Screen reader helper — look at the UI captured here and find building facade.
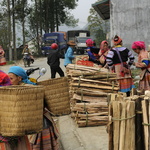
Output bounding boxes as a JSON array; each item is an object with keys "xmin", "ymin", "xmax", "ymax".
[{"xmin": 93, "ymin": 0, "xmax": 150, "ymax": 49}]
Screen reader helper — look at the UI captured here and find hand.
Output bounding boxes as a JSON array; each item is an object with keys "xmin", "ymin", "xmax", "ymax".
[{"xmin": 132, "ymin": 62, "xmax": 135, "ymax": 66}]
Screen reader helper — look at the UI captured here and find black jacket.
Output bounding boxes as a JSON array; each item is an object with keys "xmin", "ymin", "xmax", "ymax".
[{"xmin": 47, "ymin": 49, "xmax": 64, "ymax": 67}]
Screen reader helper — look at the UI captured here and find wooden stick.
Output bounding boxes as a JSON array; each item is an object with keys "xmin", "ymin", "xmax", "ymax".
[
  {"xmin": 72, "ymin": 77, "xmax": 118, "ymax": 87},
  {"xmin": 73, "ymin": 93, "xmax": 108, "ymax": 103},
  {"xmin": 70, "ymin": 83, "xmax": 119, "ymax": 91},
  {"xmin": 142, "ymin": 100, "xmax": 149, "ymax": 150},
  {"xmin": 113, "ymin": 101, "xmax": 121, "ymax": 150},
  {"xmin": 119, "ymin": 102, "xmax": 126, "ymax": 150},
  {"xmin": 108, "ymin": 100, "xmax": 113, "ymax": 150},
  {"xmin": 75, "ymin": 89, "xmax": 108, "ymax": 97}
]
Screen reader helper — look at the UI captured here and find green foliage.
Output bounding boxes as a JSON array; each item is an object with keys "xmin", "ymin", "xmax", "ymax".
[
  {"xmin": 131, "ymin": 68, "xmax": 141, "ymax": 78},
  {"xmin": 87, "ymin": 6, "xmax": 110, "ymax": 47},
  {"xmin": 6, "ymin": 61, "xmax": 15, "ymax": 65},
  {"xmin": 29, "ymin": 0, "xmax": 79, "ymax": 33}
]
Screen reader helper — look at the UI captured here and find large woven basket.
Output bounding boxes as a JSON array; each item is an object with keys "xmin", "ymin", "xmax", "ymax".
[
  {"xmin": 0, "ymin": 85, "xmax": 44, "ymax": 136},
  {"xmin": 38, "ymin": 77, "xmax": 71, "ymax": 115}
]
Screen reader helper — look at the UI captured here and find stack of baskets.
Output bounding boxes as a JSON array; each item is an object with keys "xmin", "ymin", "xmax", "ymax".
[
  {"xmin": 0, "ymin": 85, "xmax": 44, "ymax": 136},
  {"xmin": 38, "ymin": 77, "xmax": 71, "ymax": 116}
]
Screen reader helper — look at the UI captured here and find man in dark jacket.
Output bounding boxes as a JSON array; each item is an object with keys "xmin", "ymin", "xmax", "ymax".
[{"xmin": 47, "ymin": 43, "xmax": 64, "ymax": 78}]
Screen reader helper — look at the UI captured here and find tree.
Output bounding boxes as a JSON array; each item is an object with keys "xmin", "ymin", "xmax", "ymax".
[
  {"xmin": 15, "ymin": 0, "xmax": 31, "ymax": 46},
  {"xmin": 7, "ymin": 0, "xmax": 13, "ymax": 61},
  {"xmin": 12, "ymin": 0, "xmax": 17, "ymax": 60},
  {"xmin": 87, "ymin": 7, "xmax": 110, "ymax": 47}
]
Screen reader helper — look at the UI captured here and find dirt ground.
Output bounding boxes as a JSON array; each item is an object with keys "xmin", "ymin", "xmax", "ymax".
[{"xmin": 56, "ymin": 115, "xmax": 108, "ymax": 150}]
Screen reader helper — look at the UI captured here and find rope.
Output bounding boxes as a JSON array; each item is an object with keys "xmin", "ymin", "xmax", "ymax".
[
  {"xmin": 81, "ymin": 89, "xmax": 83, "ymax": 102},
  {"xmin": 107, "ymin": 71, "xmax": 109, "ymax": 81},
  {"xmin": 85, "ymin": 111, "xmax": 88, "ymax": 126},
  {"xmin": 78, "ymin": 76, "xmax": 81, "ymax": 88},
  {"xmin": 111, "ymin": 81, "xmax": 115, "ymax": 92},
  {"xmin": 142, "ymin": 123, "xmax": 150, "ymax": 126},
  {"xmin": 84, "ymin": 103, "xmax": 86, "ymax": 112},
  {"xmin": 112, "ymin": 114, "xmax": 136, "ymax": 121},
  {"xmin": 136, "ymin": 110, "xmax": 143, "ymax": 114},
  {"xmin": 74, "ymin": 64, "xmax": 76, "ymax": 70}
]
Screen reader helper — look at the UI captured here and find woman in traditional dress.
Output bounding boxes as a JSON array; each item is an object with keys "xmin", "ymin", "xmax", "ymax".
[
  {"xmin": 98, "ymin": 40, "xmax": 110, "ymax": 68},
  {"xmin": 8, "ymin": 66, "xmax": 60, "ymax": 150},
  {"xmin": 0, "ymin": 68, "xmax": 31, "ymax": 150},
  {"xmin": 132, "ymin": 41, "xmax": 150, "ymax": 91},
  {"xmin": 106, "ymin": 35, "xmax": 135, "ymax": 96},
  {"xmin": 86, "ymin": 39, "xmax": 100, "ymax": 65}
]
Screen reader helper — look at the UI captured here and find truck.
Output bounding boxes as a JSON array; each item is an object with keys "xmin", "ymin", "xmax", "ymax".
[
  {"xmin": 41, "ymin": 32, "xmax": 67, "ymax": 56},
  {"xmin": 67, "ymin": 30, "xmax": 92, "ymax": 54}
]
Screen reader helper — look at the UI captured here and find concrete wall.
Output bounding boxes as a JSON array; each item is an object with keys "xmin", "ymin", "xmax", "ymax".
[{"xmin": 110, "ymin": 0, "xmax": 150, "ymax": 50}]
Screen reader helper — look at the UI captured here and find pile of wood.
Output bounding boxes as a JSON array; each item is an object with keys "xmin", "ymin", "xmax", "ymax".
[
  {"xmin": 66, "ymin": 64, "xmax": 119, "ymax": 127},
  {"xmin": 108, "ymin": 92, "xmax": 150, "ymax": 150},
  {"xmin": 108, "ymin": 93, "xmax": 135, "ymax": 150},
  {"xmin": 142, "ymin": 91, "xmax": 150, "ymax": 150}
]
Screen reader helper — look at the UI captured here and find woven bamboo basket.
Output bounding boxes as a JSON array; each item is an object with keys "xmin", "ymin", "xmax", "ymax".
[
  {"xmin": 0, "ymin": 85, "xmax": 44, "ymax": 136},
  {"xmin": 38, "ymin": 77, "xmax": 71, "ymax": 115}
]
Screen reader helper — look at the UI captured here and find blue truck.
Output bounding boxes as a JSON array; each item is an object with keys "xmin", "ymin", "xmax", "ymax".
[{"xmin": 41, "ymin": 32, "xmax": 67, "ymax": 56}]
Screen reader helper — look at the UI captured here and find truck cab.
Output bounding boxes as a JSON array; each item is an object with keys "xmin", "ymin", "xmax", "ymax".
[
  {"xmin": 41, "ymin": 32, "xmax": 67, "ymax": 56},
  {"xmin": 67, "ymin": 30, "xmax": 91, "ymax": 55},
  {"xmin": 75, "ymin": 36, "xmax": 92, "ymax": 54}
]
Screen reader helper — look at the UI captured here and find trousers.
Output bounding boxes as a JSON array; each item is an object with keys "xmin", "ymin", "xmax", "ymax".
[{"xmin": 50, "ymin": 66, "xmax": 64, "ymax": 78}]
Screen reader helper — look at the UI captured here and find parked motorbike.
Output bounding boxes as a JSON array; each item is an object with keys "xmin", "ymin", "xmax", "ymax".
[
  {"xmin": 26, "ymin": 67, "xmax": 47, "ymax": 83},
  {"xmin": 23, "ymin": 53, "xmax": 31, "ymax": 67}
]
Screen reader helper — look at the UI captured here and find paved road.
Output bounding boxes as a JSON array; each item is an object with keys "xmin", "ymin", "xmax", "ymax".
[
  {"xmin": 0, "ymin": 57, "xmax": 66, "ymax": 81},
  {"xmin": 0, "ymin": 57, "xmax": 108, "ymax": 150}
]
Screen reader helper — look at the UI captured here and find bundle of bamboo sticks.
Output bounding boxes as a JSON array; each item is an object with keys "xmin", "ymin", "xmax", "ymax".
[
  {"xmin": 108, "ymin": 93, "xmax": 136, "ymax": 150},
  {"xmin": 66, "ymin": 64, "xmax": 119, "ymax": 127},
  {"xmin": 142, "ymin": 91, "xmax": 150, "ymax": 150}
]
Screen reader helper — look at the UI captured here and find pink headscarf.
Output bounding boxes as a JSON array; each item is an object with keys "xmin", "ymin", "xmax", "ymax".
[
  {"xmin": 131, "ymin": 41, "xmax": 145, "ymax": 50},
  {"xmin": 100, "ymin": 40, "xmax": 109, "ymax": 51},
  {"xmin": 86, "ymin": 39, "xmax": 93, "ymax": 47}
]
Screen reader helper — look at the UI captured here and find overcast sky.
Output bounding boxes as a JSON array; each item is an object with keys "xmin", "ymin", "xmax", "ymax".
[
  {"xmin": 60, "ymin": 0, "xmax": 97, "ymax": 31},
  {"xmin": 71, "ymin": 0, "xmax": 96, "ymax": 28}
]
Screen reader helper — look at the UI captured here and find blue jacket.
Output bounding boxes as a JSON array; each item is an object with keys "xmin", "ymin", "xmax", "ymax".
[{"xmin": 64, "ymin": 47, "xmax": 74, "ymax": 66}]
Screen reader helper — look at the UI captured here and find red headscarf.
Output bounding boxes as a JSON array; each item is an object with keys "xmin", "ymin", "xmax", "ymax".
[
  {"xmin": 0, "ymin": 70, "xmax": 11, "ymax": 86},
  {"xmin": 113, "ymin": 35, "xmax": 122, "ymax": 45},
  {"xmin": 86, "ymin": 39, "xmax": 93, "ymax": 47},
  {"xmin": 131, "ymin": 41, "xmax": 145, "ymax": 50}
]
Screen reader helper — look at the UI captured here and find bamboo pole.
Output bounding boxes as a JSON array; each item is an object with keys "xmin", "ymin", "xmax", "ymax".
[
  {"xmin": 66, "ymin": 63, "xmax": 108, "ymax": 72},
  {"xmin": 112, "ymin": 101, "xmax": 121, "ymax": 150},
  {"xmin": 71, "ymin": 83, "xmax": 119, "ymax": 91},
  {"xmin": 108, "ymin": 104, "xmax": 113, "ymax": 150},
  {"xmin": 75, "ymin": 88, "xmax": 108, "ymax": 97},
  {"xmin": 124, "ymin": 101, "xmax": 135, "ymax": 150},
  {"xmin": 72, "ymin": 77, "xmax": 118, "ymax": 87},
  {"xmin": 142, "ymin": 100, "xmax": 149, "ymax": 150},
  {"xmin": 135, "ymin": 97, "xmax": 145, "ymax": 150},
  {"xmin": 119, "ymin": 102, "xmax": 126, "ymax": 150},
  {"xmin": 73, "ymin": 93, "xmax": 108, "ymax": 103}
]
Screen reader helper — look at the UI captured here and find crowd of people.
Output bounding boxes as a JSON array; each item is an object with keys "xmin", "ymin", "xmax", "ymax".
[
  {"xmin": 62, "ymin": 35, "xmax": 150, "ymax": 96},
  {"xmin": 0, "ymin": 35, "xmax": 150, "ymax": 149}
]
